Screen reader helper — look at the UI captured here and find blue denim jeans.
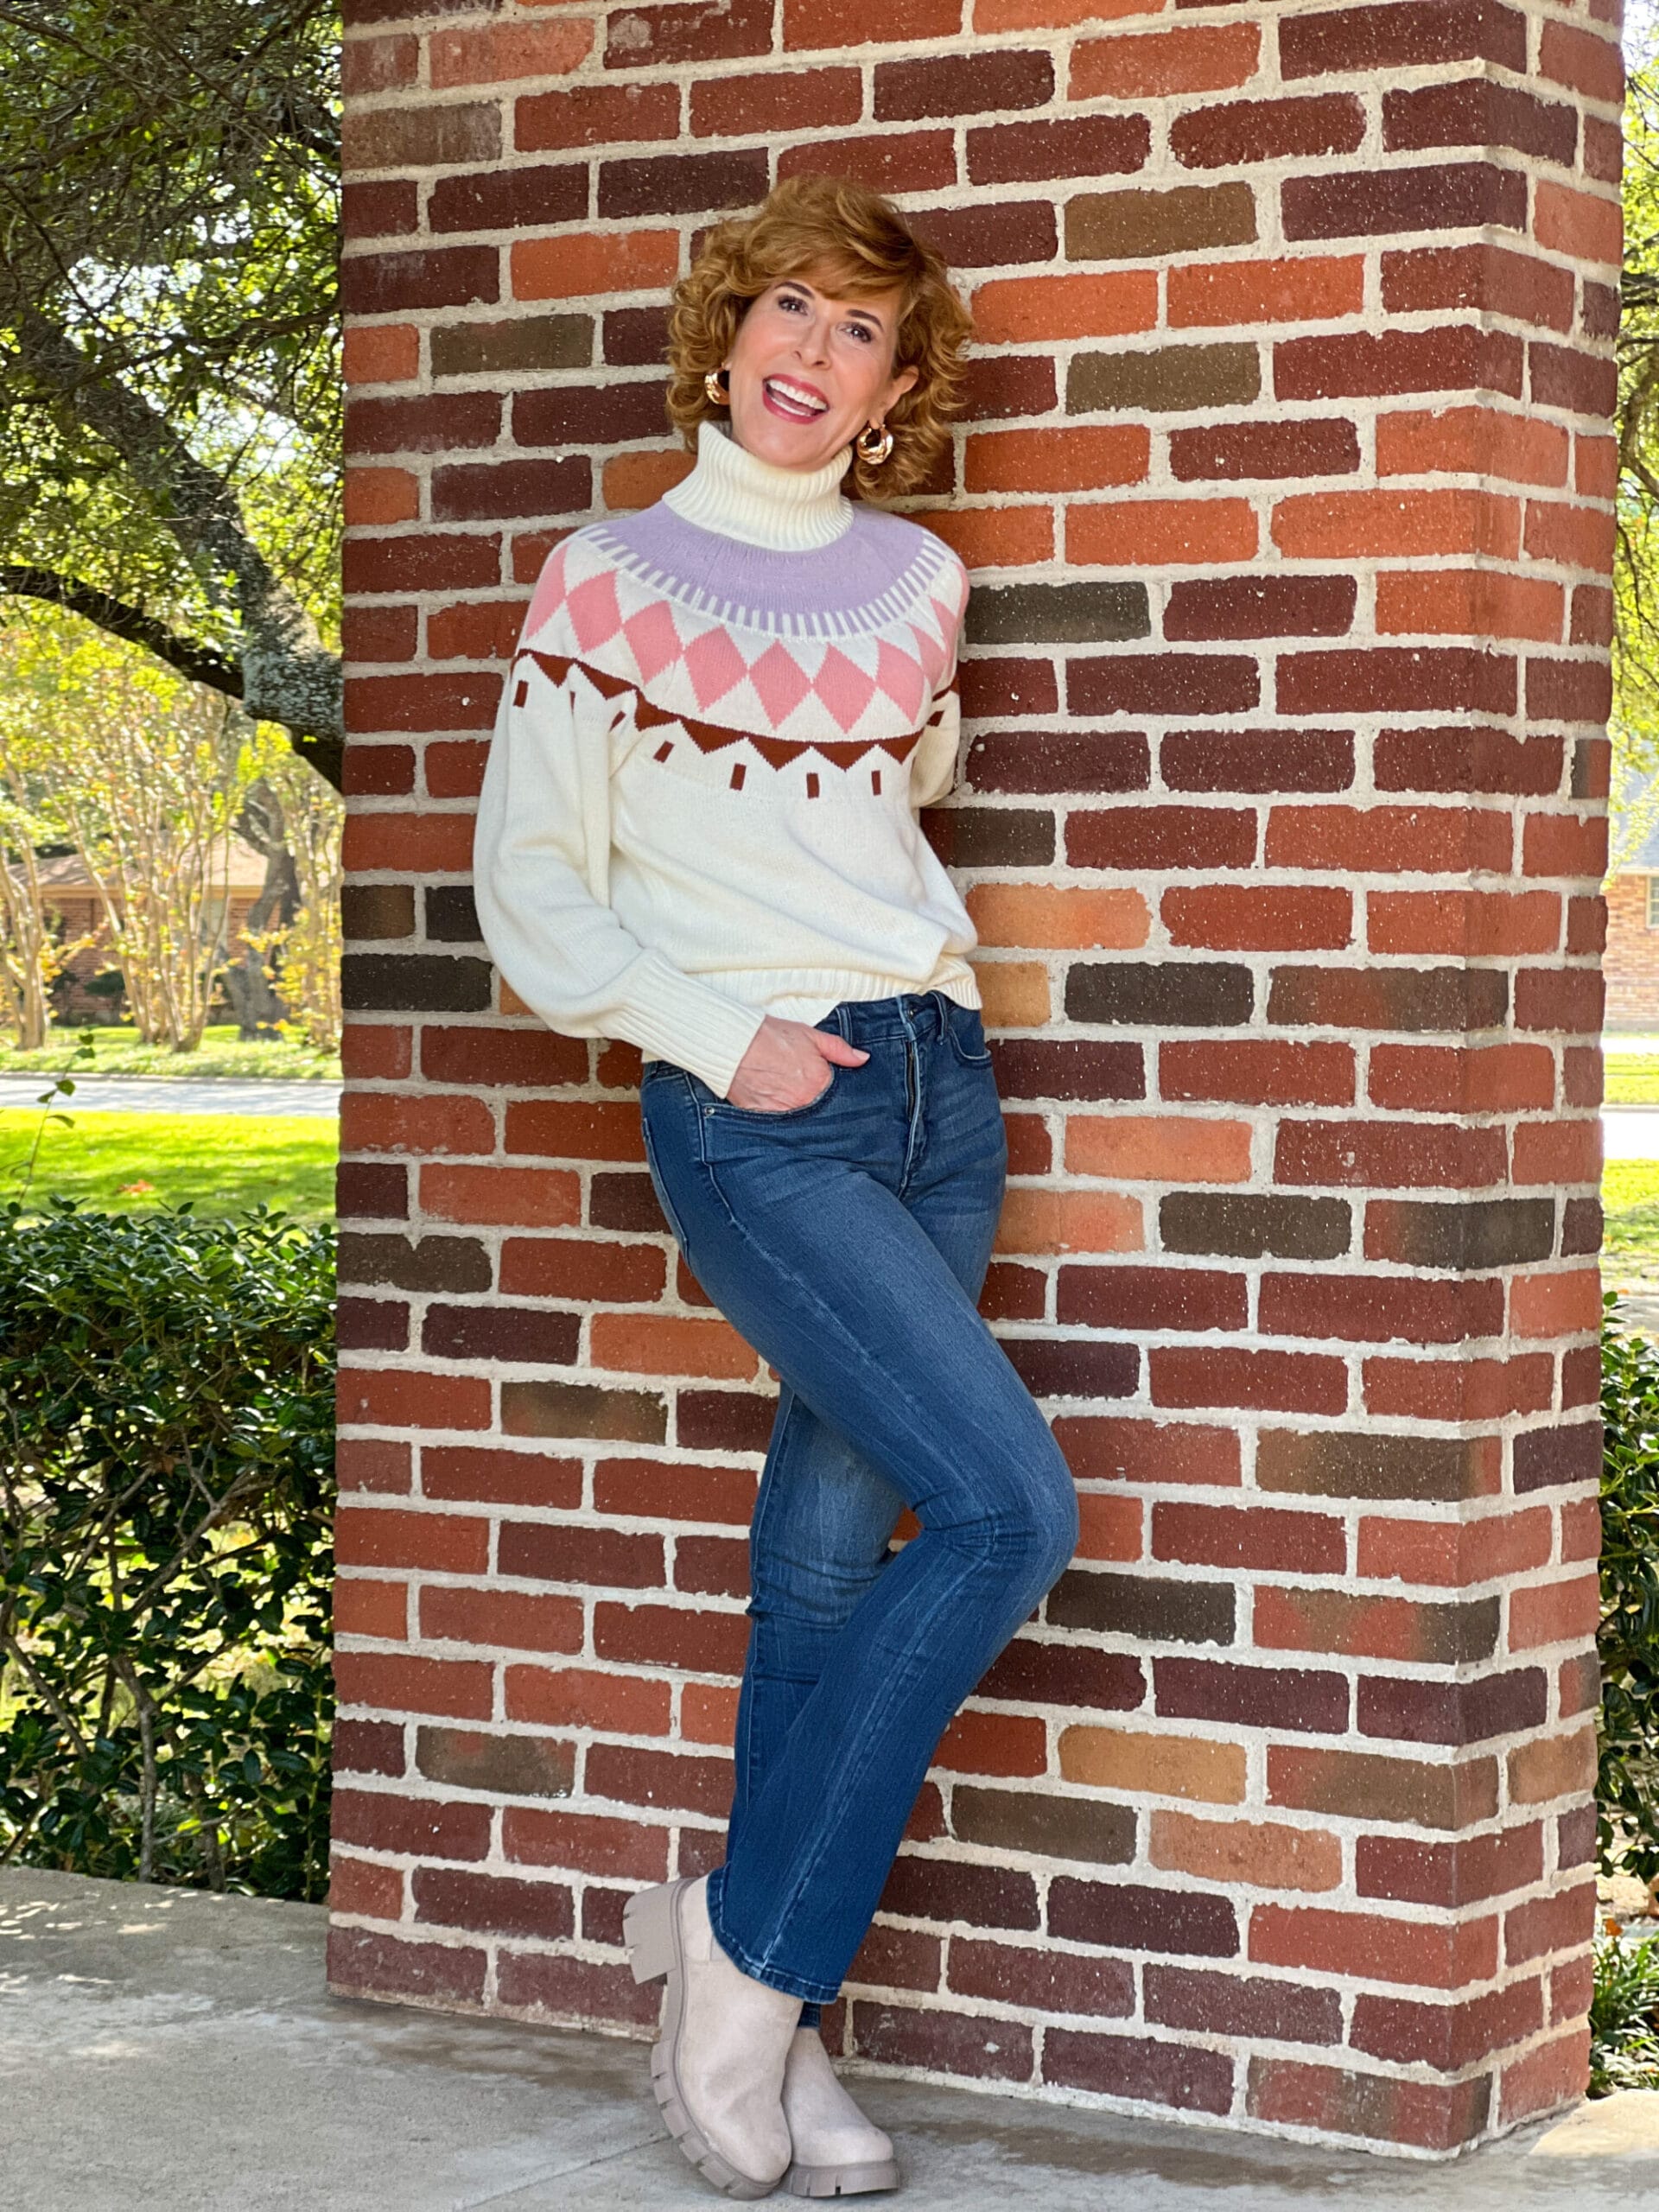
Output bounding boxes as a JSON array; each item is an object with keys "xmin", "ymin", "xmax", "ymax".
[{"xmin": 638, "ymin": 989, "xmax": 1080, "ymax": 2011}]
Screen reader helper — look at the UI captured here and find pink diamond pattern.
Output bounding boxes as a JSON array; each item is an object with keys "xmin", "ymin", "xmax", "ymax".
[
  {"xmin": 623, "ymin": 599, "xmax": 683, "ymax": 683},
  {"xmin": 813, "ymin": 646, "xmax": 877, "ymax": 733},
  {"xmin": 524, "ymin": 542, "xmax": 569, "ymax": 640},
  {"xmin": 906, "ymin": 621, "xmax": 949, "ymax": 691},
  {"xmin": 566, "ymin": 570, "xmax": 622, "ymax": 654},
  {"xmin": 683, "ymin": 624, "xmax": 747, "ymax": 708},
  {"xmin": 874, "ymin": 640, "xmax": 927, "ymax": 723},
  {"xmin": 747, "ymin": 642, "xmax": 813, "ymax": 725}
]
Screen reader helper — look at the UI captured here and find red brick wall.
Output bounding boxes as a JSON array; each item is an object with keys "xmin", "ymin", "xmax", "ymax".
[
  {"xmin": 1604, "ymin": 872, "xmax": 1659, "ymax": 1026},
  {"xmin": 332, "ymin": 0, "xmax": 1619, "ymax": 2157}
]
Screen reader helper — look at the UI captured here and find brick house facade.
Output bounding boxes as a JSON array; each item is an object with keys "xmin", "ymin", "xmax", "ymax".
[
  {"xmin": 333, "ymin": 0, "xmax": 1620, "ymax": 2159},
  {"xmin": 1604, "ymin": 820, "xmax": 1659, "ymax": 1027},
  {"xmin": 31, "ymin": 839, "xmax": 270, "ymax": 1022}
]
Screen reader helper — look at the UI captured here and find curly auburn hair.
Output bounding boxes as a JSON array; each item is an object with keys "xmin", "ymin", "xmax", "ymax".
[{"xmin": 664, "ymin": 174, "xmax": 974, "ymax": 502}]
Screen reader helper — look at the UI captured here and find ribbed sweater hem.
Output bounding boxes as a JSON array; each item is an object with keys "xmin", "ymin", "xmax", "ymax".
[{"xmin": 639, "ymin": 958, "xmax": 981, "ymax": 1073}]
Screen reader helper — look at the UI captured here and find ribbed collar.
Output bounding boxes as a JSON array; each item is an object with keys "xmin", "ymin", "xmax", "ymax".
[{"xmin": 662, "ymin": 421, "xmax": 854, "ymax": 552}]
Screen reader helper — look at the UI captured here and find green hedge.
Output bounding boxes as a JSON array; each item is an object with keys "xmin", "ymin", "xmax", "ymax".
[
  {"xmin": 1600, "ymin": 1299, "xmax": 1659, "ymax": 1888},
  {"xmin": 0, "ymin": 1202, "xmax": 335, "ymax": 1899}
]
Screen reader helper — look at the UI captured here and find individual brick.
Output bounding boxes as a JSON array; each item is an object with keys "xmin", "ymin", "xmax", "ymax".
[
  {"xmin": 967, "ymin": 582, "xmax": 1148, "ymax": 645},
  {"xmin": 1058, "ymin": 1265, "xmax": 1248, "ymax": 1335},
  {"xmin": 879, "ymin": 1856, "xmax": 1039, "ymax": 1932},
  {"xmin": 1146, "ymin": 1962, "xmax": 1342, "ymax": 2044},
  {"xmin": 1148, "ymin": 1814, "xmax": 1342, "ymax": 1897},
  {"xmin": 1046, "ymin": 1878, "xmax": 1240, "ymax": 1958},
  {"xmin": 1150, "ymin": 1347, "xmax": 1348, "ymax": 1417},
  {"xmin": 416, "ymin": 1726, "xmax": 575, "ymax": 1799},
  {"xmin": 1160, "ymin": 1040, "xmax": 1357, "ymax": 1109},
  {"xmin": 1267, "ymin": 1747, "xmax": 1499, "ymax": 1831},
  {"xmin": 947, "ymin": 1941, "xmax": 1134, "ymax": 2018},
  {"xmin": 1068, "ymin": 345, "xmax": 1261, "ymax": 415},
  {"xmin": 1160, "ymin": 1193, "xmax": 1351, "ymax": 1262},
  {"xmin": 604, "ymin": 0, "xmax": 774, "ymax": 67},
  {"xmin": 428, "ymin": 166, "xmax": 587, "ymax": 236},
  {"xmin": 850, "ymin": 2001, "xmax": 1032, "ymax": 2083},
  {"xmin": 1066, "ymin": 964, "xmax": 1254, "ymax": 1030},
  {"xmin": 1152, "ymin": 1501, "xmax": 1344, "ymax": 1575},
  {"xmin": 1246, "ymin": 2056, "xmax": 1491, "ymax": 2154},
  {"xmin": 1154, "ymin": 1658, "xmax": 1351, "ymax": 1735},
  {"xmin": 1047, "ymin": 1569, "xmax": 1236, "ymax": 1649},
  {"xmin": 968, "ymin": 113, "xmax": 1149, "ymax": 186},
  {"xmin": 1274, "ymin": 1118, "xmax": 1508, "ymax": 1192},
  {"xmin": 412, "ymin": 1868, "xmax": 574, "ymax": 1944},
  {"xmin": 874, "ymin": 50, "xmax": 1053, "ymax": 120},
  {"xmin": 1257, "ymin": 1429, "xmax": 1492, "ymax": 1503},
  {"xmin": 950, "ymin": 1785, "xmax": 1136, "ymax": 1866},
  {"xmin": 327, "ymin": 1927, "xmax": 486, "ymax": 2009},
  {"xmin": 1043, "ymin": 2027, "xmax": 1234, "ymax": 2113}
]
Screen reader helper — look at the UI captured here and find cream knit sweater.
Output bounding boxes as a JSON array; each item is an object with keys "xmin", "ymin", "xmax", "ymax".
[{"xmin": 472, "ymin": 423, "xmax": 979, "ymax": 1099}]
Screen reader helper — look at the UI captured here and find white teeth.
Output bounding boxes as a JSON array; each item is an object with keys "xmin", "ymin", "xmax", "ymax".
[{"xmin": 766, "ymin": 378, "xmax": 827, "ymax": 413}]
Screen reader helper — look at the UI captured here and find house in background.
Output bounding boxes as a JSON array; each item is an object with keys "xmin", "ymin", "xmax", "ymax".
[
  {"xmin": 1605, "ymin": 819, "xmax": 1659, "ymax": 1027},
  {"xmin": 38, "ymin": 838, "xmax": 270, "ymax": 1021}
]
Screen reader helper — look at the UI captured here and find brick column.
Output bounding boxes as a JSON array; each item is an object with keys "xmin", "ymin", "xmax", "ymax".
[{"xmin": 330, "ymin": 0, "xmax": 1620, "ymax": 2157}]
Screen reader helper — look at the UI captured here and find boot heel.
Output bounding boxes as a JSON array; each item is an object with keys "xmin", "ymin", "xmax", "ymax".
[{"xmin": 624, "ymin": 1878, "xmax": 680, "ymax": 1985}]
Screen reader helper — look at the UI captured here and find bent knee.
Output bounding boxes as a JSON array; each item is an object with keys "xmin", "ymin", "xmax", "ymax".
[
  {"xmin": 964, "ymin": 1465, "xmax": 1079, "ymax": 1598},
  {"xmin": 1025, "ymin": 1472, "xmax": 1080, "ymax": 1590}
]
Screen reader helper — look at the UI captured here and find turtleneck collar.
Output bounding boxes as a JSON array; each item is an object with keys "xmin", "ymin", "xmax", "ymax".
[{"xmin": 662, "ymin": 421, "xmax": 854, "ymax": 553}]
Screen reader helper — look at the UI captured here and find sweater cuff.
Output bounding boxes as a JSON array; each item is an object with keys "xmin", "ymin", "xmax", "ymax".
[{"xmin": 621, "ymin": 950, "xmax": 769, "ymax": 1098}]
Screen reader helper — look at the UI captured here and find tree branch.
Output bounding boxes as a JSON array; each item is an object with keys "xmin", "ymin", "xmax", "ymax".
[
  {"xmin": 10, "ymin": 312, "xmax": 343, "ymax": 789},
  {"xmin": 0, "ymin": 563, "xmax": 243, "ymax": 692}
]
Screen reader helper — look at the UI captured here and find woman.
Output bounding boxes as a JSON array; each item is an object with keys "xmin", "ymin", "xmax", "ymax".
[{"xmin": 474, "ymin": 175, "xmax": 1080, "ymax": 2201}]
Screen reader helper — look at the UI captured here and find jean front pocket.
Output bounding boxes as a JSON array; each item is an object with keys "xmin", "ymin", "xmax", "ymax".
[
  {"xmin": 945, "ymin": 1006, "xmax": 994, "ymax": 1068},
  {"xmin": 716, "ymin": 1065, "xmax": 839, "ymax": 1122}
]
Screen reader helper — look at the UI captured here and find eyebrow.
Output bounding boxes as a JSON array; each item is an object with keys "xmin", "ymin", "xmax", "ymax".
[{"xmin": 778, "ymin": 280, "xmax": 887, "ymax": 331}]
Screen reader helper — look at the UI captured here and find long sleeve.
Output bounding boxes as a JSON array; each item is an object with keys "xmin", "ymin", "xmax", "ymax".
[
  {"xmin": 909, "ymin": 662, "xmax": 964, "ymax": 813},
  {"xmin": 908, "ymin": 560, "xmax": 968, "ymax": 812},
  {"xmin": 473, "ymin": 652, "xmax": 768, "ymax": 1097}
]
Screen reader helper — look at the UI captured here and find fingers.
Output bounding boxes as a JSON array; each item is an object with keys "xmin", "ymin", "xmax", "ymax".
[{"xmin": 812, "ymin": 1034, "xmax": 872, "ymax": 1065}]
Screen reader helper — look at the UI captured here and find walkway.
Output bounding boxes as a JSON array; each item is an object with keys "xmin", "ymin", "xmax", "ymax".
[
  {"xmin": 0, "ymin": 1075, "xmax": 340, "ymax": 1119},
  {"xmin": 1, "ymin": 1871, "xmax": 1656, "ymax": 2212}
]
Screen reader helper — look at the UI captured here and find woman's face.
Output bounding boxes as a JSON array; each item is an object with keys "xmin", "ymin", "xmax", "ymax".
[{"xmin": 721, "ymin": 274, "xmax": 918, "ymax": 475}]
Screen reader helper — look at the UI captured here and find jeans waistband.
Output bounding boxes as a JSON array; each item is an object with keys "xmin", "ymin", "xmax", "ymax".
[{"xmin": 815, "ymin": 990, "xmax": 953, "ymax": 1046}]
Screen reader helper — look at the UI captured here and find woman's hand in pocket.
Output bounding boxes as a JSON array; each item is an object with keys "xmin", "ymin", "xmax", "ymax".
[{"xmin": 726, "ymin": 1016, "xmax": 869, "ymax": 1112}]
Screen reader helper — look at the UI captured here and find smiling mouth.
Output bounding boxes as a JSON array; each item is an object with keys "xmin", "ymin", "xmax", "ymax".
[{"xmin": 762, "ymin": 377, "xmax": 829, "ymax": 421}]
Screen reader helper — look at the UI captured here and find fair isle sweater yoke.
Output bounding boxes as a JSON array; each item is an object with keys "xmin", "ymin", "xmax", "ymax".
[{"xmin": 472, "ymin": 422, "xmax": 980, "ymax": 1099}]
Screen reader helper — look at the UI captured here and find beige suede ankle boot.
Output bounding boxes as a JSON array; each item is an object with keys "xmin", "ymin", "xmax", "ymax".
[
  {"xmin": 783, "ymin": 2027, "xmax": 899, "ymax": 2197},
  {"xmin": 626, "ymin": 1873, "xmax": 803, "ymax": 2199}
]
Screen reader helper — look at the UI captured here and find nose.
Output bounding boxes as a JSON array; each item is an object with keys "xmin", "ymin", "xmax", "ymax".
[{"xmin": 793, "ymin": 313, "xmax": 830, "ymax": 365}]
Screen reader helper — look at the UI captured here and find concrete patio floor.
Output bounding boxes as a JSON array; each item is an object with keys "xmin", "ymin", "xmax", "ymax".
[{"xmin": 3, "ymin": 1870, "xmax": 1657, "ymax": 2212}]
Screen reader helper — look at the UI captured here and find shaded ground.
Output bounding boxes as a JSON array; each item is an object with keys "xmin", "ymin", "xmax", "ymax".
[
  {"xmin": 0, "ymin": 1024, "xmax": 340, "ymax": 1082},
  {"xmin": 2, "ymin": 1871, "xmax": 1656, "ymax": 2212}
]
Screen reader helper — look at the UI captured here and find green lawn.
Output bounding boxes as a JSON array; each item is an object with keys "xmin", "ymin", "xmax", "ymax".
[
  {"xmin": 0, "ymin": 1023, "xmax": 340, "ymax": 1082},
  {"xmin": 1606, "ymin": 1159, "xmax": 1659, "ymax": 1259},
  {"xmin": 0, "ymin": 1109, "xmax": 337, "ymax": 1222},
  {"xmin": 1606, "ymin": 1058, "xmax": 1659, "ymax": 1106}
]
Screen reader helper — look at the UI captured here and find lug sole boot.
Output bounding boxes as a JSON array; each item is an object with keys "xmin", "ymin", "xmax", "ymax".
[
  {"xmin": 626, "ymin": 1874, "xmax": 802, "ymax": 2200},
  {"xmin": 782, "ymin": 2027, "xmax": 899, "ymax": 2197}
]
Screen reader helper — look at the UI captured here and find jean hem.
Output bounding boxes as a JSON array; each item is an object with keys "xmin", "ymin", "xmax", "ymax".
[{"xmin": 707, "ymin": 1875, "xmax": 842, "ymax": 2007}]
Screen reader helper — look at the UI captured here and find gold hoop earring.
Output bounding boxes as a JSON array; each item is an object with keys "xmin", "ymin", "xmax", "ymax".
[
  {"xmin": 855, "ymin": 421, "xmax": 893, "ymax": 466},
  {"xmin": 704, "ymin": 367, "xmax": 730, "ymax": 407}
]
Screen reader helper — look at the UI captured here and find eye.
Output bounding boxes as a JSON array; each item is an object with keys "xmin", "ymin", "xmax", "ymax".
[
  {"xmin": 843, "ymin": 323, "xmax": 874, "ymax": 344},
  {"xmin": 777, "ymin": 291, "xmax": 807, "ymax": 313}
]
